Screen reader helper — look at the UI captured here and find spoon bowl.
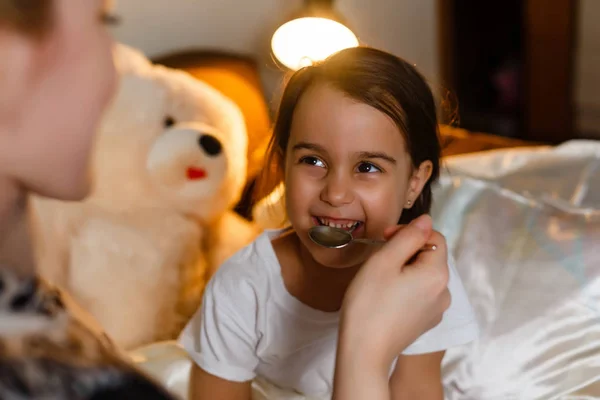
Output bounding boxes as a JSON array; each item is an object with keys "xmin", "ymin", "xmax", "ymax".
[{"xmin": 308, "ymin": 225, "xmax": 383, "ymax": 248}]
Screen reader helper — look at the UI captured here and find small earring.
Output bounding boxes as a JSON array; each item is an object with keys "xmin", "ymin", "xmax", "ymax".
[{"xmin": 406, "ymin": 200, "xmax": 412, "ymax": 207}]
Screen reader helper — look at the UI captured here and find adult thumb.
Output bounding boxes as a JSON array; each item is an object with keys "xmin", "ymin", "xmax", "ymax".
[
  {"xmin": 411, "ymin": 214, "xmax": 433, "ymax": 235},
  {"xmin": 383, "ymin": 224, "xmax": 406, "ymax": 240},
  {"xmin": 376, "ymin": 214, "xmax": 434, "ymax": 270},
  {"xmin": 383, "ymin": 214, "xmax": 433, "ymax": 240}
]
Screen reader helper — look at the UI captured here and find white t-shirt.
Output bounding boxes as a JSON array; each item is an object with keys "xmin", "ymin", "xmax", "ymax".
[{"xmin": 179, "ymin": 229, "xmax": 479, "ymax": 397}]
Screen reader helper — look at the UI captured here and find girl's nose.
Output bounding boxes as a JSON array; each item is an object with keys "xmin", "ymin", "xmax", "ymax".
[{"xmin": 320, "ymin": 173, "xmax": 354, "ymax": 207}]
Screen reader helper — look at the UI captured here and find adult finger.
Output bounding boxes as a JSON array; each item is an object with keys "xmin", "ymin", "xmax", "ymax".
[
  {"xmin": 372, "ymin": 214, "xmax": 433, "ymax": 272},
  {"xmin": 411, "ymin": 230, "xmax": 448, "ymax": 268},
  {"xmin": 408, "ymin": 230, "xmax": 450, "ymax": 290},
  {"xmin": 382, "ymin": 224, "xmax": 406, "ymax": 240}
]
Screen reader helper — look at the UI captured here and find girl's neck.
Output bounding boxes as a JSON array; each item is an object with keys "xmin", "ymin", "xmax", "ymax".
[
  {"xmin": 0, "ymin": 176, "xmax": 35, "ymax": 277},
  {"xmin": 275, "ymin": 232, "xmax": 361, "ymax": 313}
]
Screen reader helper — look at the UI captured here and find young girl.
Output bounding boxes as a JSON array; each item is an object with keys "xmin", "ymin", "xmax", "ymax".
[{"xmin": 180, "ymin": 47, "xmax": 479, "ymax": 399}]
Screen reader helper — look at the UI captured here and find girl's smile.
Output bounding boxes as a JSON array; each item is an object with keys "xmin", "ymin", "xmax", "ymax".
[{"xmin": 311, "ymin": 216, "xmax": 365, "ymax": 238}]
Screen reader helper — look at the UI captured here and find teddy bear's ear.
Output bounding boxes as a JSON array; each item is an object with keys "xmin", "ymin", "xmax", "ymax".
[{"xmin": 111, "ymin": 42, "xmax": 153, "ymax": 74}]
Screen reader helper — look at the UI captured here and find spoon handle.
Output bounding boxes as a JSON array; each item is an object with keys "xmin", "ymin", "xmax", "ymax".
[
  {"xmin": 353, "ymin": 238, "xmax": 437, "ymax": 251},
  {"xmin": 352, "ymin": 238, "xmax": 387, "ymax": 245}
]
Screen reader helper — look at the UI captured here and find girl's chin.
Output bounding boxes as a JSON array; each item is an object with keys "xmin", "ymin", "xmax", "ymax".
[{"xmin": 304, "ymin": 241, "xmax": 371, "ymax": 269}]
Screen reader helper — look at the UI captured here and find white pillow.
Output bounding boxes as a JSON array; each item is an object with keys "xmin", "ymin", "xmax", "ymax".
[
  {"xmin": 252, "ymin": 181, "xmax": 287, "ymax": 230},
  {"xmin": 435, "ymin": 140, "xmax": 600, "ymax": 399}
]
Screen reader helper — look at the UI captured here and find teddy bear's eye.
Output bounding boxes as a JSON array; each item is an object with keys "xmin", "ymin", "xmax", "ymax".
[{"xmin": 164, "ymin": 116, "xmax": 176, "ymax": 128}]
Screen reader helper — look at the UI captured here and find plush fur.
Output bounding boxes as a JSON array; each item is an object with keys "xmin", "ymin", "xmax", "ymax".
[{"xmin": 30, "ymin": 43, "xmax": 258, "ymax": 351}]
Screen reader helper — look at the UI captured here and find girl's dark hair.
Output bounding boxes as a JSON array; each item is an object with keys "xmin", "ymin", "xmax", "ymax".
[{"xmin": 256, "ymin": 46, "xmax": 441, "ymax": 224}]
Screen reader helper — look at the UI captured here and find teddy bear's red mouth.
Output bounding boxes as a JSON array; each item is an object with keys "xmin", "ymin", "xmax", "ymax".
[{"xmin": 186, "ymin": 167, "xmax": 207, "ymax": 180}]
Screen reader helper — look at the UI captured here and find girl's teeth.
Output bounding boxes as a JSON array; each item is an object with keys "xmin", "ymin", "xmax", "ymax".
[{"xmin": 317, "ymin": 218, "xmax": 359, "ymax": 229}]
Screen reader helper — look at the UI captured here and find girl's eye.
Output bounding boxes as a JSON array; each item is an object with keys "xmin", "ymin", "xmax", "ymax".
[
  {"xmin": 357, "ymin": 162, "xmax": 382, "ymax": 173},
  {"xmin": 100, "ymin": 12, "xmax": 121, "ymax": 26},
  {"xmin": 300, "ymin": 156, "xmax": 326, "ymax": 168}
]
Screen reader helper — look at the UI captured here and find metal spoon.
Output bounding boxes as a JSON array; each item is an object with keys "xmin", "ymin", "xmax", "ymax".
[{"xmin": 308, "ymin": 225, "xmax": 437, "ymax": 251}]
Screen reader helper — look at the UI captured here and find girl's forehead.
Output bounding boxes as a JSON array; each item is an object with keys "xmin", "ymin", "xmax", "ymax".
[{"xmin": 289, "ymin": 84, "xmax": 408, "ymax": 155}]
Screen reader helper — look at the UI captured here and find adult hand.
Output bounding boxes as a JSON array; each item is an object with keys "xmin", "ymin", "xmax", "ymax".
[{"xmin": 334, "ymin": 214, "xmax": 451, "ymax": 399}]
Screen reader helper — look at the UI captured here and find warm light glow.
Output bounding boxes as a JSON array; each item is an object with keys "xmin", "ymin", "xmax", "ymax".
[{"xmin": 271, "ymin": 17, "xmax": 359, "ymax": 70}]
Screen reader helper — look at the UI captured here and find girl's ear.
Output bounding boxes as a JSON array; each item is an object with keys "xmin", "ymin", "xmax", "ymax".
[{"xmin": 404, "ymin": 160, "xmax": 433, "ymax": 209}]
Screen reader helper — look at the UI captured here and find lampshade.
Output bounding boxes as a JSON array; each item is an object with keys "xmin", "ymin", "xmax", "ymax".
[{"xmin": 271, "ymin": 2, "xmax": 359, "ymax": 70}]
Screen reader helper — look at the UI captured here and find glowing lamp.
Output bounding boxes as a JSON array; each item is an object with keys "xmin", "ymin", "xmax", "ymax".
[{"xmin": 270, "ymin": 0, "xmax": 359, "ymax": 70}]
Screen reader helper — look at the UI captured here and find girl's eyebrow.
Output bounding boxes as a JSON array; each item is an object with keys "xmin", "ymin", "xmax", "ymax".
[
  {"xmin": 292, "ymin": 141, "xmax": 328, "ymax": 154},
  {"xmin": 357, "ymin": 151, "xmax": 397, "ymax": 164}
]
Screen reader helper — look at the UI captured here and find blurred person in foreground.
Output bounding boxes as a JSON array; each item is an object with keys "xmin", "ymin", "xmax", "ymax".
[{"xmin": 0, "ymin": 1, "xmax": 451, "ymax": 399}]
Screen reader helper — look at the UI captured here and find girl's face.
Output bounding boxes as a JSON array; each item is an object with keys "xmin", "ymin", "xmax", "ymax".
[
  {"xmin": 284, "ymin": 83, "xmax": 432, "ymax": 269},
  {"xmin": 0, "ymin": 0, "xmax": 117, "ymax": 200}
]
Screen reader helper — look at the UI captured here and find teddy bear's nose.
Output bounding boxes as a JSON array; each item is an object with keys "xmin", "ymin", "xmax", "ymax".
[{"xmin": 198, "ymin": 134, "xmax": 222, "ymax": 156}]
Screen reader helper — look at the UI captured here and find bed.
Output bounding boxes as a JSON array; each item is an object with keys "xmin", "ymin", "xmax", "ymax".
[{"xmin": 136, "ymin": 50, "xmax": 600, "ymax": 400}]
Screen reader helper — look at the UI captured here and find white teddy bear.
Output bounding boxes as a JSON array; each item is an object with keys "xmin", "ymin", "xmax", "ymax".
[{"xmin": 30, "ymin": 43, "xmax": 258, "ymax": 350}]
